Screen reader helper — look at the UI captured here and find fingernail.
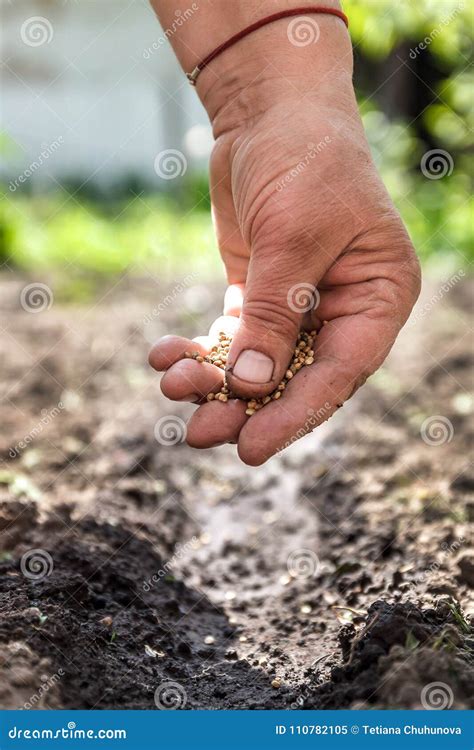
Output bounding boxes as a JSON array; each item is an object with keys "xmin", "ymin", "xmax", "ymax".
[
  {"xmin": 232, "ymin": 350, "xmax": 274, "ymax": 384},
  {"xmin": 177, "ymin": 394, "xmax": 200, "ymax": 403}
]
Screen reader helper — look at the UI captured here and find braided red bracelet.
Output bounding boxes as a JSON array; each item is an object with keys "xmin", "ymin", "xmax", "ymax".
[{"xmin": 186, "ymin": 6, "xmax": 349, "ymax": 85}]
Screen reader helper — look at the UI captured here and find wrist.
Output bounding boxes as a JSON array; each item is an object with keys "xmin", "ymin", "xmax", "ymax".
[{"xmin": 196, "ymin": 11, "xmax": 353, "ymax": 135}]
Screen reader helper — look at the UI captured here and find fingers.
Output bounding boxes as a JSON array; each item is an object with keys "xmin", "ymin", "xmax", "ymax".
[
  {"xmin": 224, "ymin": 239, "xmax": 327, "ymax": 400},
  {"xmin": 148, "ymin": 335, "xmax": 210, "ymax": 372},
  {"xmin": 237, "ymin": 313, "xmax": 399, "ymax": 465},
  {"xmin": 186, "ymin": 399, "xmax": 249, "ymax": 448},
  {"xmin": 161, "ymin": 359, "xmax": 224, "ymax": 402}
]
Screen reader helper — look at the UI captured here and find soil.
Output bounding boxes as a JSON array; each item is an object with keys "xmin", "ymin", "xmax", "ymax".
[{"xmin": 0, "ymin": 272, "xmax": 473, "ymax": 710}]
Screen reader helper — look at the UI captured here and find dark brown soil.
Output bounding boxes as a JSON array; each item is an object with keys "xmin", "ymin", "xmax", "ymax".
[{"xmin": 0, "ymin": 272, "xmax": 473, "ymax": 710}]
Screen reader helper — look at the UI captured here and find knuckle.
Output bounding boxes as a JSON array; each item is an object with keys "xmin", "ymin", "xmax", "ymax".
[{"xmin": 242, "ymin": 297, "xmax": 300, "ymax": 341}]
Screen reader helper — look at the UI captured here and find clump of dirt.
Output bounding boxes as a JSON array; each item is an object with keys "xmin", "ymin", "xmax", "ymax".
[{"xmin": 0, "ymin": 274, "xmax": 472, "ymax": 709}]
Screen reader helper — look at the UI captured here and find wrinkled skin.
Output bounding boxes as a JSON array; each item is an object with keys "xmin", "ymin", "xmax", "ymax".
[{"xmin": 149, "ymin": 62, "xmax": 421, "ymax": 466}]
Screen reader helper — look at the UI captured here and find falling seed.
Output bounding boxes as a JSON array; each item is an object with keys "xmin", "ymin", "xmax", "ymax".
[
  {"xmin": 239, "ymin": 635, "xmax": 247, "ymax": 642},
  {"xmin": 300, "ymin": 604, "xmax": 312, "ymax": 614},
  {"xmin": 204, "ymin": 635, "xmax": 215, "ymax": 645},
  {"xmin": 245, "ymin": 408, "xmax": 255, "ymax": 416},
  {"xmin": 271, "ymin": 678, "xmax": 281, "ymax": 689}
]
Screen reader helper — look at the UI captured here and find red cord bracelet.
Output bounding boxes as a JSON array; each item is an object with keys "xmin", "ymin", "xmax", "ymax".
[{"xmin": 186, "ymin": 6, "xmax": 349, "ymax": 85}]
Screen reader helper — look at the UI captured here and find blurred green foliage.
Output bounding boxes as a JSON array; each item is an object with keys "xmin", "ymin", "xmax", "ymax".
[{"xmin": 0, "ymin": 0, "xmax": 472, "ymax": 292}]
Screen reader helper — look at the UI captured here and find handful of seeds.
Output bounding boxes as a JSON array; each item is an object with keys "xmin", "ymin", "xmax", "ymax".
[{"xmin": 184, "ymin": 330, "xmax": 317, "ymax": 416}]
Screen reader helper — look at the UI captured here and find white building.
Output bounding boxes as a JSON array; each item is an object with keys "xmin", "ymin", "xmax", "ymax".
[{"xmin": 1, "ymin": 0, "xmax": 212, "ymax": 191}]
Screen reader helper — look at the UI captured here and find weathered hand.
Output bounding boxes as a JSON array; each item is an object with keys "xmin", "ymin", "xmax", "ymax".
[{"xmin": 149, "ymin": 14, "xmax": 420, "ymax": 465}]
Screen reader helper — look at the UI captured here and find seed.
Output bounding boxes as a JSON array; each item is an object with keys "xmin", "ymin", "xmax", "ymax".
[
  {"xmin": 202, "ymin": 330, "xmax": 318, "ymax": 409},
  {"xmin": 271, "ymin": 678, "xmax": 281, "ymax": 689}
]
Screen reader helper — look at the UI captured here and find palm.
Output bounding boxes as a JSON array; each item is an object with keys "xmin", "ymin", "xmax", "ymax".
[{"xmin": 149, "ymin": 105, "xmax": 420, "ymax": 464}]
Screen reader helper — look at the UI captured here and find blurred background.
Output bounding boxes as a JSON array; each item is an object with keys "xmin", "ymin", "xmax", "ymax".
[{"xmin": 1, "ymin": 0, "xmax": 472, "ymax": 301}]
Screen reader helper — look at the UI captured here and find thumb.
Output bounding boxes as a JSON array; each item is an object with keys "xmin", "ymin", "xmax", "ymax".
[{"xmin": 225, "ymin": 249, "xmax": 320, "ymax": 399}]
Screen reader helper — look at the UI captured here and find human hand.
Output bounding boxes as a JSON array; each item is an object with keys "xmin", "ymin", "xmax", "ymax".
[{"xmin": 149, "ymin": 12, "xmax": 421, "ymax": 465}]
